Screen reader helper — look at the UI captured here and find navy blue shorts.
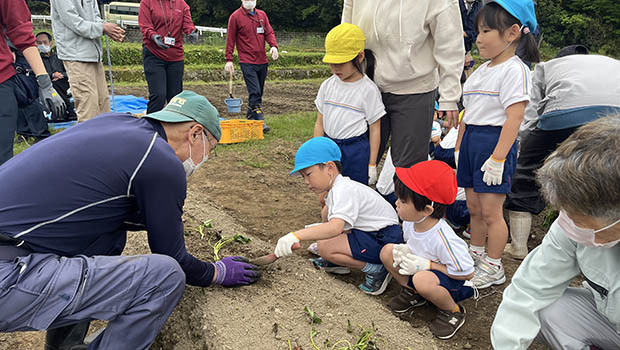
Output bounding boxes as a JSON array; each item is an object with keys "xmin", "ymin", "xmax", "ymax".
[
  {"xmin": 408, "ymin": 270, "xmax": 474, "ymax": 303},
  {"xmin": 457, "ymin": 125, "xmax": 518, "ymax": 194},
  {"xmin": 446, "ymin": 200, "xmax": 470, "ymax": 228},
  {"xmin": 347, "ymin": 224, "xmax": 403, "ymax": 264},
  {"xmin": 328, "ymin": 133, "xmax": 370, "ymax": 185}
]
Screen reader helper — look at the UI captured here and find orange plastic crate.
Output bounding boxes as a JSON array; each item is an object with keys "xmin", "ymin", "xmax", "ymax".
[{"xmin": 219, "ymin": 119, "xmax": 264, "ymax": 144}]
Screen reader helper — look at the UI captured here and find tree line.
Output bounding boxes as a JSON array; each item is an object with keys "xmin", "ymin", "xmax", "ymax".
[{"xmin": 26, "ymin": 0, "xmax": 619, "ymax": 56}]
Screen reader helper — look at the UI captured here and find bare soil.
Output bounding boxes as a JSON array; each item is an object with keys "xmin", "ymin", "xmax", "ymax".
[{"xmin": 0, "ymin": 82, "xmax": 551, "ymax": 349}]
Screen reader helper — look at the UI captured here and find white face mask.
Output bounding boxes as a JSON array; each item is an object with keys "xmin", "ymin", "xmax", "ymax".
[
  {"xmin": 412, "ymin": 202, "xmax": 434, "ymax": 224},
  {"xmin": 37, "ymin": 44, "xmax": 51, "ymax": 54},
  {"xmin": 242, "ymin": 0, "xmax": 256, "ymax": 10},
  {"xmin": 557, "ymin": 211, "xmax": 620, "ymax": 248},
  {"xmin": 183, "ymin": 133, "xmax": 208, "ymax": 177}
]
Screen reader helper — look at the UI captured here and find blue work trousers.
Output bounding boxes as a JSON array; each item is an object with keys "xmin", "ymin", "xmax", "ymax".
[
  {"xmin": 240, "ymin": 63, "xmax": 268, "ymax": 108},
  {"xmin": 0, "ymin": 78, "xmax": 18, "ymax": 166},
  {"xmin": 0, "ymin": 253, "xmax": 185, "ymax": 350}
]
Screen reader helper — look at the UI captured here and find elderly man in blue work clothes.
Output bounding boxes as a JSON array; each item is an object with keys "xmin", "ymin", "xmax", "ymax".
[{"xmin": 0, "ymin": 91, "xmax": 260, "ymax": 350}]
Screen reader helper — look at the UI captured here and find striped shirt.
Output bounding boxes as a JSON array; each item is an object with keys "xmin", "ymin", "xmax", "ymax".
[
  {"xmin": 403, "ymin": 219, "xmax": 474, "ymax": 276},
  {"xmin": 462, "ymin": 55, "xmax": 531, "ymax": 126},
  {"xmin": 0, "ymin": 113, "xmax": 215, "ymax": 286}
]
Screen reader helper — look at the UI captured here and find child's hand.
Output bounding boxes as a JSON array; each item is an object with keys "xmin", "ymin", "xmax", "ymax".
[
  {"xmin": 398, "ymin": 253, "xmax": 431, "ymax": 275},
  {"xmin": 274, "ymin": 232, "xmax": 301, "ymax": 258},
  {"xmin": 480, "ymin": 156, "xmax": 505, "ymax": 186},
  {"xmin": 392, "ymin": 244, "xmax": 409, "ymax": 267},
  {"xmin": 368, "ymin": 165, "xmax": 377, "ymax": 185}
]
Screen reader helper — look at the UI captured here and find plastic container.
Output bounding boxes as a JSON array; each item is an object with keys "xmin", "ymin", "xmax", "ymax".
[
  {"xmin": 225, "ymin": 97, "xmax": 243, "ymax": 113},
  {"xmin": 219, "ymin": 119, "xmax": 264, "ymax": 144}
]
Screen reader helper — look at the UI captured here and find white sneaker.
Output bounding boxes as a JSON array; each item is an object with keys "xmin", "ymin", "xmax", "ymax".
[
  {"xmin": 471, "ymin": 259, "xmax": 506, "ymax": 289},
  {"xmin": 468, "ymin": 247, "xmax": 485, "ymax": 265},
  {"xmin": 307, "ymin": 242, "xmax": 320, "ymax": 256}
]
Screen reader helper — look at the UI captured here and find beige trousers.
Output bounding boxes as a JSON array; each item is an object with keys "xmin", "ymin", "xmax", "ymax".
[{"xmin": 63, "ymin": 61, "xmax": 110, "ymax": 122}]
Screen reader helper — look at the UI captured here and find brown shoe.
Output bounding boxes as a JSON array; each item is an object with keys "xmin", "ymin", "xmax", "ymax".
[
  {"xmin": 429, "ymin": 305, "xmax": 466, "ymax": 340},
  {"xmin": 388, "ymin": 287, "xmax": 427, "ymax": 313}
]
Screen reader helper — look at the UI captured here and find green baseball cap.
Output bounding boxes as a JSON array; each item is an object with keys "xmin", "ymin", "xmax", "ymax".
[{"xmin": 147, "ymin": 90, "xmax": 222, "ymax": 141}]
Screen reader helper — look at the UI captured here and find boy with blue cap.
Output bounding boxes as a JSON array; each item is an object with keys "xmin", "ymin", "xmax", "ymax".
[{"xmin": 275, "ymin": 137, "xmax": 402, "ymax": 295}]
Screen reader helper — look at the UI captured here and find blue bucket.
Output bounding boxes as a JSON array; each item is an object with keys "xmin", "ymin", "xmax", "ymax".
[{"xmin": 225, "ymin": 97, "xmax": 243, "ymax": 113}]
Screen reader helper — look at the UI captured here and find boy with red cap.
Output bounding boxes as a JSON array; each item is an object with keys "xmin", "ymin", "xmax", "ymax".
[{"xmin": 379, "ymin": 160, "xmax": 475, "ymax": 340}]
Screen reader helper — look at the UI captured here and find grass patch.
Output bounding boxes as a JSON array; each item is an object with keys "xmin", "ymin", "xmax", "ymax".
[{"xmin": 114, "ymin": 78, "xmax": 325, "ymax": 88}]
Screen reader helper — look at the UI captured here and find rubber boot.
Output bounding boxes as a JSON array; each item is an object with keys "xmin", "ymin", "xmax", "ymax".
[
  {"xmin": 44, "ymin": 321, "xmax": 90, "ymax": 350},
  {"xmin": 250, "ymin": 106, "xmax": 270, "ymax": 133},
  {"xmin": 504, "ymin": 210, "xmax": 532, "ymax": 259}
]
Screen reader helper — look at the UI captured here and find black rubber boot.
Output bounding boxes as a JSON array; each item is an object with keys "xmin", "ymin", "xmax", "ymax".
[
  {"xmin": 248, "ymin": 106, "xmax": 270, "ymax": 133},
  {"xmin": 44, "ymin": 321, "xmax": 90, "ymax": 350}
]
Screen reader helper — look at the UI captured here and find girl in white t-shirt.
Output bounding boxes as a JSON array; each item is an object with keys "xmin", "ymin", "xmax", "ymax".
[
  {"xmin": 314, "ymin": 23, "xmax": 384, "ymax": 186},
  {"xmin": 454, "ymin": 1, "xmax": 540, "ymax": 289}
]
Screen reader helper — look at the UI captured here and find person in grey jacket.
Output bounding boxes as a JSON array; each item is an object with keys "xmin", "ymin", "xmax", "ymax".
[
  {"xmin": 504, "ymin": 47, "xmax": 620, "ymax": 260},
  {"xmin": 492, "ymin": 115, "xmax": 620, "ymax": 350},
  {"xmin": 50, "ymin": 0, "xmax": 125, "ymax": 122}
]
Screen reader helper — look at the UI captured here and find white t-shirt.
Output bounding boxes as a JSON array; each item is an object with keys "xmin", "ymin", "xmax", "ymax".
[
  {"xmin": 315, "ymin": 74, "xmax": 386, "ymax": 139},
  {"xmin": 439, "ymin": 127, "xmax": 458, "ymax": 149},
  {"xmin": 462, "ymin": 56, "xmax": 531, "ymax": 126},
  {"xmin": 431, "ymin": 121, "xmax": 442, "ymax": 139},
  {"xmin": 403, "ymin": 219, "xmax": 474, "ymax": 276},
  {"xmin": 327, "ymin": 174, "xmax": 399, "ymax": 232}
]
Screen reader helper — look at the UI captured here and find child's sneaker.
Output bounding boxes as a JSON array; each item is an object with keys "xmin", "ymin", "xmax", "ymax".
[
  {"xmin": 310, "ymin": 257, "xmax": 351, "ymax": 275},
  {"xmin": 388, "ymin": 287, "xmax": 427, "ymax": 313},
  {"xmin": 461, "ymin": 225, "xmax": 471, "ymax": 239},
  {"xmin": 429, "ymin": 305, "xmax": 466, "ymax": 340},
  {"xmin": 471, "ymin": 259, "xmax": 506, "ymax": 289},
  {"xmin": 307, "ymin": 242, "xmax": 320, "ymax": 256},
  {"xmin": 468, "ymin": 246, "xmax": 485, "ymax": 265},
  {"xmin": 359, "ymin": 267, "xmax": 392, "ymax": 296}
]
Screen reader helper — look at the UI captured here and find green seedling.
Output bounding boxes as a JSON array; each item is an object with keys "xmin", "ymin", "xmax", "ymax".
[
  {"xmin": 198, "ymin": 219, "xmax": 214, "ymax": 239},
  {"xmin": 210, "ymin": 233, "xmax": 251, "ymax": 261},
  {"xmin": 304, "ymin": 306, "xmax": 322, "ymax": 324}
]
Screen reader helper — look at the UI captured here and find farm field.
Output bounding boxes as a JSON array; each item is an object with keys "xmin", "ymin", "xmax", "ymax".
[{"xmin": 1, "ymin": 82, "xmax": 553, "ymax": 349}]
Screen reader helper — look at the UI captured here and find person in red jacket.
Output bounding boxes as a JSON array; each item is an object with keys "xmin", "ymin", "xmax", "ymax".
[
  {"xmin": 139, "ymin": 0, "xmax": 198, "ymax": 113},
  {"xmin": 0, "ymin": 0, "xmax": 64, "ymax": 166},
  {"xmin": 225, "ymin": 0, "xmax": 278, "ymax": 132}
]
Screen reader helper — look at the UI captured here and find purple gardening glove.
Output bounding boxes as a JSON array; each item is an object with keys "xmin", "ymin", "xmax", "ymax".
[{"xmin": 213, "ymin": 256, "xmax": 261, "ymax": 287}]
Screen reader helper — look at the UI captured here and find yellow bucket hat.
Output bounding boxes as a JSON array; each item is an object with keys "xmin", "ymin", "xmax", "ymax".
[{"xmin": 323, "ymin": 23, "xmax": 365, "ymax": 64}]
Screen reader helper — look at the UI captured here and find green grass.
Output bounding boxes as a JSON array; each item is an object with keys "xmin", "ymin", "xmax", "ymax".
[{"xmin": 114, "ymin": 78, "xmax": 325, "ymax": 87}]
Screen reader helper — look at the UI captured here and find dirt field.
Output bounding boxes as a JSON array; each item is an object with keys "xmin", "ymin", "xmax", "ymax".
[{"xmin": 0, "ymin": 82, "xmax": 551, "ymax": 349}]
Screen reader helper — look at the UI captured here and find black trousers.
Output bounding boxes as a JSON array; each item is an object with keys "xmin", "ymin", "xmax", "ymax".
[
  {"xmin": 0, "ymin": 78, "xmax": 18, "ymax": 166},
  {"xmin": 143, "ymin": 47, "xmax": 184, "ymax": 114},
  {"xmin": 506, "ymin": 126, "xmax": 578, "ymax": 214},
  {"xmin": 240, "ymin": 63, "xmax": 268, "ymax": 109},
  {"xmin": 17, "ymin": 101, "xmax": 50, "ymax": 139}
]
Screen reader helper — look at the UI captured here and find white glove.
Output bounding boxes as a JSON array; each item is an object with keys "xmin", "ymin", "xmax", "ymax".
[
  {"xmin": 480, "ymin": 156, "xmax": 505, "ymax": 186},
  {"xmin": 270, "ymin": 47, "xmax": 279, "ymax": 60},
  {"xmin": 398, "ymin": 253, "xmax": 431, "ymax": 275},
  {"xmin": 224, "ymin": 61, "xmax": 234, "ymax": 73},
  {"xmin": 274, "ymin": 232, "xmax": 300, "ymax": 258},
  {"xmin": 454, "ymin": 150, "xmax": 459, "ymax": 169},
  {"xmin": 392, "ymin": 244, "xmax": 409, "ymax": 268},
  {"xmin": 368, "ymin": 165, "xmax": 377, "ymax": 185}
]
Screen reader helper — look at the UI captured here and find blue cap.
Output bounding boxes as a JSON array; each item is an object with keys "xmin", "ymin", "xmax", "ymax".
[
  {"xmin": 492, "ymin": 0, "xmax": 538, "ymax": 32},
  {"xmin": 434, "ymin": 101, "xmax": 439, "ymax": 110},
  {"xmin": 290, "ymin": 137, "xmax": 342, "ymax": 175}
]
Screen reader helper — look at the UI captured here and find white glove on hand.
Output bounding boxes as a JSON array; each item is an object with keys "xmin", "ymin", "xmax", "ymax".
[
  {"xmin": 224, "ymin": 61, "xmax": 234, "ymax": 73},
  {"xmin": 368, "ymin": 165, "xmax": 377, "ymax": 185},
  {"xmin": 274, "ymin": 232, "xmax": 300, "ymax": 258},
  {"xmin": 392, "ymin": 244, "xmax": 409, "ymax": 268},
  {"xmin": 480, "ymin": 156, "xmax": 505, "ymax": 186},
  {"xmin": 398, "ymin": 253, "xmax": 431, "ymax": 275},
  {"xmin": 270, "ymin": 47, "xmax": 279, "ymax": 60},
  {"xmin": 454, "ymin": 150, "xmax": 459, "ymax": 169}
]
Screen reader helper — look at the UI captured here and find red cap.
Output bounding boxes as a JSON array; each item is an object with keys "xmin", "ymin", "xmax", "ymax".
[{"xmin": 395, "ymin": 160, "xmax": 457, "ymax": 205}]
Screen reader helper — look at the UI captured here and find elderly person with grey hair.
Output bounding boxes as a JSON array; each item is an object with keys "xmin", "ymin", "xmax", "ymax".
[{"xmin": 491, "ymin": 115, "xmax": 620, "ymax": 350}]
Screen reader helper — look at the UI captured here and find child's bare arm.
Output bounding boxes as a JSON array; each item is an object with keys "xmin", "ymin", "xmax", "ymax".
[
  {"xmin": 430, "ymin": 261, "xmax": 474, "ymax": 280},
  {"xmin": 368, "ymin": 120, "xmax": 380, "ymax": 166},
  {"xmin": 294, "ymin": 218, "xmax": 346, "ymax": 241},
  {"xmin": 455, "ymin": 118, "xmax": 466, "ymax": 152},
  {"xmin": 492, "ymin": 101, "xmax": 526, "ymax": 160},
  {"xmin": 313, "ymin": 112, "xmax": 325, "ymax": 137}
]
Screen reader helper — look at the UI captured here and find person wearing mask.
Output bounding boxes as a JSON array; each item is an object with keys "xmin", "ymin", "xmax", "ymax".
[
  {"xmin": 342, "ymin": 0, "xmax": 464, "ymax": 168},
  {"xmin": 35, "ymin": 31, "xmax": 77, "ymax": 121},
  {"xmin": 139, "ymin": 0, "xmax": 199, "ymax": 114},
  {"xmin": 50, "ymin": 0, "xmax": 125, "ymax": 122},
  {"xmin": 225, "ymin": 0, "xmax": 279, "ymax": 133},
  {"xmin": 0, "ymin": 91, "xmax": 260, "ymax": 349},
  {"xmin": 492, "ymin": 115, "xmax": 620, "ymax": 350},
  {"xmin": 459, "ymin": 0, "xmax": 482, "ymax": 78},
  {"xmin": 0, "ymin": 1, "xmax": 65, "ymax": 166}
]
